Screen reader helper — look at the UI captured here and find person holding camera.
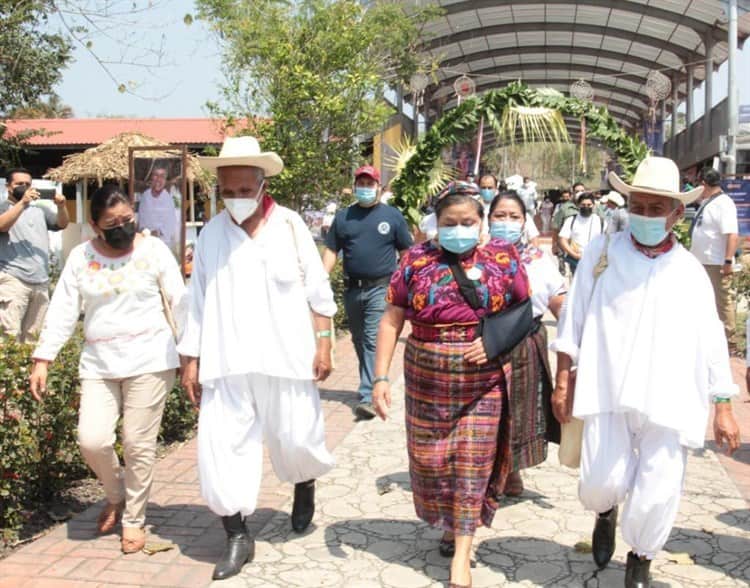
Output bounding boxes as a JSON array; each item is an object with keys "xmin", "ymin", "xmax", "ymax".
[{"xmin": 0, "ymin": 167, "xmax": 69, "ymax": 341}]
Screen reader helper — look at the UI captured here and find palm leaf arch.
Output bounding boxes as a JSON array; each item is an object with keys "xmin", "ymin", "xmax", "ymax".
[{"xmin": 391, "ymin": 81, "xmax": 650, "ymax": 226}]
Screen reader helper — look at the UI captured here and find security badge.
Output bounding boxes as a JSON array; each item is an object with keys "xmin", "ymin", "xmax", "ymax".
[{"xmin": 466, "ymin": 266, "xmax": 482, "ymax": 280}]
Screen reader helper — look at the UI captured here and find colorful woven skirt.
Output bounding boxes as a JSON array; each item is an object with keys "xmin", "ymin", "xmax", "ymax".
[
  {"xmin": 404, "ymin": 334, "xmax": 511, "ymax": 536},
  {"xmin": 508, "ymin": 324, "xmax": 560, "ymax": 471}
]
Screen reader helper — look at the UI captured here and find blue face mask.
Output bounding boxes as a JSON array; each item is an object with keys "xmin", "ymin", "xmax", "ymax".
[
  {"xmin": 490, "ymin": 220, "xmax": 523, "ymax": 243},
  {"xmin": 479, "ymin": 188, "xmax": 495, "ymax": 203},
  {"xmin": 629, "ymin": 213, "xmax": 670, "ymax": 246},
  {"xmin": 354, "ymin": 186, "xmax": 378, "ymax": 205},
  {"xmin": 438, "ymin": 225, "xmax": 480, "ymax": 254}
]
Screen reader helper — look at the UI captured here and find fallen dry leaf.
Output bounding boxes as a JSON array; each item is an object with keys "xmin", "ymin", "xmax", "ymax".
[
  {"xmin": 142, "ymin": 542, "xmax": 175, "ymax": 555},
  {"xmin": 574, "ymin": 541, "xmax": 592, "ymax": 553},
  {"xmin": 667, "ymin": 552, "xmax": 694, "ymax": 565}
]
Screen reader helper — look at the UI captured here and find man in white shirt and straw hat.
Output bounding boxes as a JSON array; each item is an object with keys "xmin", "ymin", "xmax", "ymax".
[
  {"xmin": 551, "ymin": 156, "xmax": 741, "ymax": 588},
  {"xmin": 178, "ymin": 136, "xmax": 337, "ymax": 581}
]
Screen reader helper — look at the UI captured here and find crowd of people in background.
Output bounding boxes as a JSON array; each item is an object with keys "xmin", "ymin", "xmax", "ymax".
[{"xmin": 0, "ymin": 146, "xmax": 743, "ymax": 588}]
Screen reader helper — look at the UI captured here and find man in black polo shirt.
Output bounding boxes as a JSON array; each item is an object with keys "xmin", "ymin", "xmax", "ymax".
[{"xmin": 323, "ymin": 165, "xmax": 412, "ymax": 419}]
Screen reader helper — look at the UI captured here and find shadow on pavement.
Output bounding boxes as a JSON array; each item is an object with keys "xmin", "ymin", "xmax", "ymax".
[
  {"xmin": 324, "ymin": 518, "xmax": 447, "ymax": 584},
  {"xmin": 375, "ymin": 470, "xmax": 412, "ymax": 493},
  {"xmin": 716, "ymin": 508, "xmax": 750, "ymax": 533},
  {"xmin": 64, "ymin": 503, "xmax": 285, "ymax": 565},
  {"xmin": 318, "ymin": 388, "xmax": 358, "ymax": 408},
  {"xmin": 666, "ymin": 525, "xmax": 750, "ymax": 584}
]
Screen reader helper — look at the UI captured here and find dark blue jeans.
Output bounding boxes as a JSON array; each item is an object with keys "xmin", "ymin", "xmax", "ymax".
[{"xmin": 343, "ymin": 284, "xmax": 387, "ymax": 404}]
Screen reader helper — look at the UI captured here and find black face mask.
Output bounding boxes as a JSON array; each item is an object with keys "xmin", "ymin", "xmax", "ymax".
[
  {"xmin": 12, "ymin": 184, "xmax": 30, "ymax": 201},
  {"xmin": 579, "ymin": 207, "xmax": 593, "ymax": 218},
  {"xmin": 102, "ymin": 221, "xmax": 137, "ymax": 250}
]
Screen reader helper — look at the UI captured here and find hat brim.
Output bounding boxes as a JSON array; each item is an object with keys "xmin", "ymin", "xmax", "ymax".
[
  {"xmin": 198, "ymin": 153, "xmax": 284, "ymax": 177},
  {"xmin": 607, "ymin": 171, "xmax": 703, "ymax": 205}
]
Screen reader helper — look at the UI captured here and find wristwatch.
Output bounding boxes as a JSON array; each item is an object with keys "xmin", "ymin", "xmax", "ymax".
[{"xmin": 724, "ymin": 259, "xmax": 733, "ymax": 265}]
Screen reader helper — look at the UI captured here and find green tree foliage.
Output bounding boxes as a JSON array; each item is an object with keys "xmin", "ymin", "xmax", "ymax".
[
  {"xmin": 195, "ymin": 0, "xmax": 441, "ymax": 209},
  {"xmin": 0, "ymin": 1, "xmax": 73, "ymax": 165}
]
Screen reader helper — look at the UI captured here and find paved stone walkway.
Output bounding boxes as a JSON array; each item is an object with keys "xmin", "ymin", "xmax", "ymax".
[{"xmin": 0, "ymin": 324, "xmax": 748, "ymax": 587}]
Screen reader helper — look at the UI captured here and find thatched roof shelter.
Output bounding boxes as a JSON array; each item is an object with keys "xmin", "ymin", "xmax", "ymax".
[{"xmin": 45, "ymin": 131, "xmax": 212, "ymax": 192}]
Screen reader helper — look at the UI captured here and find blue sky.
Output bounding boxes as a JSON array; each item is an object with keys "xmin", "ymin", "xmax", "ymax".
[
  {"xmin": 54, "ymin": 1, "xmax": 222, "ymax": 118},
  {"xmin": 53, "ymin": 1, "xmax": 750, "ymax": 119}
]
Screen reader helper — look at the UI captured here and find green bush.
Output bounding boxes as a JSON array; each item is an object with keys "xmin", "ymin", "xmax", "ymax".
[
  {"xmin": 0, "ymin": 331, "xmax": 196, "ymax": 544},
  {"xmin": 329, "ymin": 260, "xmax": 348, "ymax": 332}
]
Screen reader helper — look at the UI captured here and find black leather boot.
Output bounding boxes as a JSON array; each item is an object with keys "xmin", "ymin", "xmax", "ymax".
[
  {"xmin": 592, "ymin": 506, "xmax": 618, "ymax": 568},
  {"xmin": 291, "ymin": 479, "xmax": 315, "ymax": 533},
  {"xmin": 625, "ymin": 551, "xmax": 651, "ymax": 587},
  {"xmin": 212, "ymin": 513, "xmax": 254, "ymax": 581}
]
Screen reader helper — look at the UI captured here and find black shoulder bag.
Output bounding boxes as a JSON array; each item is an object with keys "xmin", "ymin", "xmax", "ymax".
[{"xmin": 446, "ymin": 253, "xmax": 535, "ymax": 360}]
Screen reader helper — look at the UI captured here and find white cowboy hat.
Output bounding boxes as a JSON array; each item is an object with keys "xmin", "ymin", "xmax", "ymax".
[
  {"xmin": 604, "ymin": 191, "xmax": 625, "ymax": 207},
  {"xmin": 198, "ymin": 136, "xmax": 284, "ymax": 177},
  {"xmin": 608, "ymin": 156, "xmax": 703, "ymax": 205}
]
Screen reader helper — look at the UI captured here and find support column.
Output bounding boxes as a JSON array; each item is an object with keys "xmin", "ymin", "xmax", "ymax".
[
  {"xmin": 660, "ymin": 100, "xmax": 668, "ymax": 156},
  {"xmin": 704, "ymin": 31, "xmax": 714, "ymax": 144},
  {"xmin": 686, "ymin": 65, "xmax": 695, "ymax": 148},
  {"xmin": 727, "ymin": 0, "xmax": 738, "ymax": 175},
  {"xmin": 670, "ymin": 74, "xmax": 679, "ymax": 157}
]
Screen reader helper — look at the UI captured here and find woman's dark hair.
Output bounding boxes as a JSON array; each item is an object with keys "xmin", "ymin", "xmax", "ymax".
[
  {"xmin": 488, "ymin": 190, "xmax": 527, "ymax": 218},
  {"xmin": 435, "ymin": 193, "xmax": 484, "ymax": 221},
  {"xmin": 699, "ymin": 167, "xmax": 721, "ymax": 187},
  {"xmin": 90, "ymin": 184, "xmax": 132, "ymax": 223}
]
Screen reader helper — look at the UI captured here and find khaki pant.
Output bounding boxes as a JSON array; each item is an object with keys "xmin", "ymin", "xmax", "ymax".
[
  {"xmin": 704, "ymin": 265, "xmax": 736, "ymax": 348},
  {"xmin": 78, "ymin": 370, "xmax": 175, "ymax": 528},
  {"xmin": 0, "ymin": 272, "xmax": 49, "ymax": 342}
]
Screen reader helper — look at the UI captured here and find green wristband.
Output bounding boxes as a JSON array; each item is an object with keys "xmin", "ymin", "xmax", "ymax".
[
  {"xmin": 714, "ymin": 397, "xmax": 731, "ymax": 404},
  {"xmin": 373, "ymin": 376, "xmax": 389, "ymax": 385},
  {"xmin": 316, "ymin": 330, "xmax": 332, "ymax": 339}
]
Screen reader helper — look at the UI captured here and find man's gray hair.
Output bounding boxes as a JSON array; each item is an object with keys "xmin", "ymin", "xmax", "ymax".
[{"xmin": 249, "ymin": 166, "xmax": 265, "ymax": 183}]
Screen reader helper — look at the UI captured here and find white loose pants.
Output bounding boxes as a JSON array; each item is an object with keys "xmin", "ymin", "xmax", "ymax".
[
  {"xmin": 579, "ymin": 412, "xmax": 687, "ymax": 559},
  {"xmin": 198, "ymin": 373, "xmax": 335, "ymax": 517}
]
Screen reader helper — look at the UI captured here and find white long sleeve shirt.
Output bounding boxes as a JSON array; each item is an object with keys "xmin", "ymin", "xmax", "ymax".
[
  {"xmin": 177, "ymin": 207, "xmax": 337, "ymax": 385},
  {"xmin": 137, "ymin": 188, "xmax": 180, "ymax": 250},
  {"xmin": 34, "ymin": 236, "xmax": 186, "ymax": 379},
  {"xmin": 551, "ymin": 231, "xmax": 737, "ymax": 448}
]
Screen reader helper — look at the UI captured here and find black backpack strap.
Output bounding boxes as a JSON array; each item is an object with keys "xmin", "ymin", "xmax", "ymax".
[{"xmin": 445, "ymin": 252, "xmax": 483, "ymax": 310}]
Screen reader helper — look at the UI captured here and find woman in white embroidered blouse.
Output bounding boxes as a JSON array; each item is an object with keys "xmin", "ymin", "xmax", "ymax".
[{"xmin": 29, "ymin": 185, "xmax": 186, "ymax": 554}]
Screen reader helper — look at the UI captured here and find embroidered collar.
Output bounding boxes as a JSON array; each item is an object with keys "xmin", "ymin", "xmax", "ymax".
[{"xmin": 630, "ymin": 233, "xmax": 676, "ymax": 259}]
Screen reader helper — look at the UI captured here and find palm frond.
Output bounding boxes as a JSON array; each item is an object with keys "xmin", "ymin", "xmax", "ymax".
[
  {"xmin": 497, "ymin": 105, "xmax": 570, "ymax": 145},
  {"xmin": 385, "ymin": 136, "xmax": 456, "ymax": 197}
]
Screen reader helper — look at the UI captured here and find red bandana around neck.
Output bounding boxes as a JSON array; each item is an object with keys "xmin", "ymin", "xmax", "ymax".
[{"xmin": 630, "ymin": 233, "xmax": 676, "ymax": 259}]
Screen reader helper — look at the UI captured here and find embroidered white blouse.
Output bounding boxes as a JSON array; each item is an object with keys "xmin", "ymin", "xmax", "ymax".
[
  {"xmin": 177, "ymin": 207, "xmax": 337, "ymax": 385},
  {"xmin": 34, "ymin": 236, "xmax": 186, "ymax": 379}
]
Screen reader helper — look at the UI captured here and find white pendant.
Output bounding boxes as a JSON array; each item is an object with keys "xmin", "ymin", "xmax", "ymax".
[{"xmin": 466, "ymin": 266, "xmax": 482, "ymax": 280}]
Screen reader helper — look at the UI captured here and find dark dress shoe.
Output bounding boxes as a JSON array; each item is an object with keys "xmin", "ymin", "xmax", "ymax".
[
  {"xmin": 213, "ymin": 513, "xmax": 254, "ymax": 581},
  {"xmin": 592, "ymin": 506, "xmax": 618, "ymax": 569},
  {"xmin": 291, "ymin": 479, "xmax": 315, "ymax": 533},
  {"xmin": 625, "ymin": 551, "xmax": 651, "ymax": 587}
]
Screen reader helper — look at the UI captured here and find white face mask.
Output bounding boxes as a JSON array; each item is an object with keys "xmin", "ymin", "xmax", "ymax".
[{"xmin": 223, "ymin": 181, "xmax": 264, "ymax": 224}]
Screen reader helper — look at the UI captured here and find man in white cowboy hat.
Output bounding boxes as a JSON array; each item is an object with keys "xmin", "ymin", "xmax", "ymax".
[
  {"xmin": 551, "ymin": 156, "xmax": 741, "ymax": 588},
  {"xmin": 602, "ymin": 190, "xmax": 629, "ymax": 235},
  {"xmin": 178, "ymin": 136, "xmax": 337, "ymax": 581}
]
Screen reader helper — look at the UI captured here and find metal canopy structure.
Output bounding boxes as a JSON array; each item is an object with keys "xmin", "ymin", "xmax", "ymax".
[{"xmin": 411, "ymin": 1, "xmax": 750, "ymax": 134}]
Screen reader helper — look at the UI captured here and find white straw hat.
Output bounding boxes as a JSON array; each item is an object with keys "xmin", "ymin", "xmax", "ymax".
[
  {"xmin": 198, "ymin": 136, "xmax": 284, "ymax": 177},
  {"xmin": 608, "ymin": 157, "xmax": 703, "ymax": 205},
  {"xmin": 604, "ymin": 191, "xmax": 625, "ymax": 207}
]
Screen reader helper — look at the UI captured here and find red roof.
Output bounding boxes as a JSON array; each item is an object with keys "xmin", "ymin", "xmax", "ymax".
[{"xmin": 3, "ymin": 118, "xmax": 231, "ymax": 147}]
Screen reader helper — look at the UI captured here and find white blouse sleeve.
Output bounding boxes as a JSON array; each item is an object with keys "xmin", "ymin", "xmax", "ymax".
[
  {"xmin": 176, "ymin": 235, "xmax": 206, "ymax": 358},
  {"xmin": 289, "ymin": 212, "xmax": 337, "ymax": 318},
  {"xmin": 33, "ymin": 249, "xmax": 83, "ymax": 362}
]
